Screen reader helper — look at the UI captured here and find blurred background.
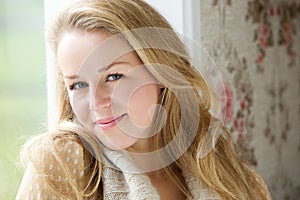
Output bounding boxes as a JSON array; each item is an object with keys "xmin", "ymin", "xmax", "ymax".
[
  {"xmin": 1, "ymin": 0, "xmax": 299, "ymax": 199},
  {"xmin": 0, "ymin": 0, "xmax": 46, "ymax": 199}
]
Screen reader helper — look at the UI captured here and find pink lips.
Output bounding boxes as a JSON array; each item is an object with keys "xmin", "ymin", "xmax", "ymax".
[{"xmin": 96, "ymin": 114, "xmax": 125, "ymax": 131}]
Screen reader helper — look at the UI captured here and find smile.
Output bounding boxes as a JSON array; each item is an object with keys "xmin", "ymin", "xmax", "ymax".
[{"xmin": 96, "ymin": 114, "xmax": 125, "ymax": 131}]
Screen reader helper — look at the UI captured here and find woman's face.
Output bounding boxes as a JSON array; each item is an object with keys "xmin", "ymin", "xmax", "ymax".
[{"xmin": 57, "ymin": 30, "xmax": 162, "ymax": 150}]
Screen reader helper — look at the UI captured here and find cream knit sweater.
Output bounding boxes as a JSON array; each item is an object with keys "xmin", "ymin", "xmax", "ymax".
[{"xmin": 17, "ymin": 140, "xmax": 219, "ymax": 200}]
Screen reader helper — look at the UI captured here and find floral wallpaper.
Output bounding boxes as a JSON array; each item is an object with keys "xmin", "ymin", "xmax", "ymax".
[
  {"xmin": 245, "ymin": 0, "xmax": 299, "ymax": 70},
  {"xmin": 199, "ymin": 0, "xmax": 300, "ymax": 199}
]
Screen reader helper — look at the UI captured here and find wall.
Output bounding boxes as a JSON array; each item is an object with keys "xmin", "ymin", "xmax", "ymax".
[{"xmin": 199, "ymin": 0, "xmax": 300, "ymax": 199}]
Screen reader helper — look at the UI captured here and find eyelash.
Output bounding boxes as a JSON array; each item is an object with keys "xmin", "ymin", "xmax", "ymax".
[
  {"xmin": 68, "ymin": 73, "xmax": 123, "ymax": 91},
  {"xmin": 106, "ymin": 73, "xmax": 123, "ymax": 82},
  {"xmin": 69, "ymin": 82, "xmax": 88, "ymax": 90}
]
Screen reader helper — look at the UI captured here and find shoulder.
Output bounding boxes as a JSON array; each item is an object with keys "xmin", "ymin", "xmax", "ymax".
[
  {"xmin": 21, "ymin": 129, "xmax": 85, "ymax": 172},
  {"xmin": 17, "ymin": 130, "xmax": 87, "ymax": 199}
]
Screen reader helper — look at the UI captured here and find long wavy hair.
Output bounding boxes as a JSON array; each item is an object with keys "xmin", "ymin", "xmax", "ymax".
[{"xmin": 21, "ymin": 0, "xmax": 271, "ymax": 199}]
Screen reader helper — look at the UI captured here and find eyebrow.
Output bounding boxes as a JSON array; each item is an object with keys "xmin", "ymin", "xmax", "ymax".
[
  {"xmin": 64, "ymin": 75, "xmax": 79, "ymax": 80},
  {"xmin": 98, "ymin": 61, "xmax": 129, "ymax": 73},
  {"xmin": 64, "ymin": 62, "xmax": 129, "ymax": 80}
]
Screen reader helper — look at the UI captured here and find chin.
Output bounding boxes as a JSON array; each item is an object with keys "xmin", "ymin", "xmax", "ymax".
[{"xmin": 101, "ymin": 138, "xmax": 138, "ymax": 151}]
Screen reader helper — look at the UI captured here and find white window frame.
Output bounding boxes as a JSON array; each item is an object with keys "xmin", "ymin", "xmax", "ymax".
[{"xmin": 44, "ymin": 0, "xmax": 66, "ymax": 127}]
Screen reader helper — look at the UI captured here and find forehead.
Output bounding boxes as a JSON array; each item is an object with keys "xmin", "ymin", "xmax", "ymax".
[
  {"xmin": 57, "ymin": 30, "xmax": 112, "ymax": 75},
  {"xmin": 57, "ymin": 30, "xmax": 142, "ymax": 79}
]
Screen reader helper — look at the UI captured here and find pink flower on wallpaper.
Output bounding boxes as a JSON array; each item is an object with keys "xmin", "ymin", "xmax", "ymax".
[
  {"xmin": 288, "ymin": 48, "xmax": 295, "ymax": 57},
  {"xmin": 263, "ymin": 25, "xmax": 268, "ymax": 36},
  {"xmin": 269, "ymin": 5, "xmax": 281, "ymax": 16},
  {"xmin": 277, "ymin": 7, "xmax": 281, "ymax": 15},
  {"xmin": 269, "ymin": 6, "xmax": 274, "ymax": 16},
  {"xmin": 256, "ymin": 53, "xmax": 264, "ymax": 64},
  {"xmin": 282, "ymin": 22, "xmax": 292, "ymax": 45},
  {"xmin": 240, "ymin": 100, "xmax": 247, "ymax": 111},
  {"xmin": 217, "ymin": 80, "xmax": 234, "ymax": 123},
  {"xmin": 238, "ymin": 132, "xmax": 243, "ymax": 140},
  {"xmin": 233, "ymin": 117, "xmax": 245, "ymax": 140},
  {"xmin": 234, "ymin": 118, "xmax": 238, "ymax": 128},
  {"xmin": 259, "ymin": 37, "xmax": 267, "ymax": 49},
  {"xmin": 239, "ymin": 118, "xmax": 244, "ymax": 129}
]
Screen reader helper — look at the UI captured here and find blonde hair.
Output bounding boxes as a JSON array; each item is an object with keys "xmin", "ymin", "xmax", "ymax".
[{"xmin": 21, "ymin": 0, "xmax": 271, "ymax": 199}]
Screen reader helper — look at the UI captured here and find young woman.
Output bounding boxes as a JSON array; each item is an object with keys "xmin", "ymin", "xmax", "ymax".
[{"xmin": 17, "ymin": 0, "xmax": 271, "ymax": 199}]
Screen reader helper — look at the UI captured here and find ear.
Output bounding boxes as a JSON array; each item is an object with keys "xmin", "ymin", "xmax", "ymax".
[
  {"xmin": 160, "ymin": 87, "xmax": 166, "ymax": 93},
  {"xmin": 158, "ymin": 83, "xmax": 165, "ymax": 91}
]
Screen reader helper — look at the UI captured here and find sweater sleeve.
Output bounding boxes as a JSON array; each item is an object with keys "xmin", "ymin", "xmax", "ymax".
[{"xmin": 16, "ymin": 139, "xmax": 85, "ymax": 200}]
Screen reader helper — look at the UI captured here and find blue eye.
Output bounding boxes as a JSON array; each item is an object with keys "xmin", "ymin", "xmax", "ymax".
[
  {"xmin": 69, "ymin": 82, "xmax": 89, "ymax": 90},
  {"xmin": 106, "ymin": 73, "xmax": 123, "ymax": 82}
]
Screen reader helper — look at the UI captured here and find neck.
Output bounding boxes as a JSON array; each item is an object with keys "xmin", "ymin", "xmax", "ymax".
[
  {"xmin": 126, "ymin": 136, "xmax": 156, "ymax": 153},
  {"xmin": 125, "ymin": 136, "xmax": 166, "ymax": 172}
]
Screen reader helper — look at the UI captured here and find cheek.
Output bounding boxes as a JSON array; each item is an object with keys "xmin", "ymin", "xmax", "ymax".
[
  {"xmin": 69, "ymin": 93, "xmax": 90, "ymax": 123},
  {"xmin": 128, "ymin": 85, "xmax": 159, "ymax": 126}
]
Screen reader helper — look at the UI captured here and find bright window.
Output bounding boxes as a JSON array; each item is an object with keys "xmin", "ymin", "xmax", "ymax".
[{"xmin": 0, "ymin": 1, "xmax": 46, "ymax": 198}]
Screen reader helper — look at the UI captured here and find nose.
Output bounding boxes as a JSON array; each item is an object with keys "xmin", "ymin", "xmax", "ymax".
[{"xmin": 90, "ymin": 83, "xmax": 112, "ymax": 111}]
